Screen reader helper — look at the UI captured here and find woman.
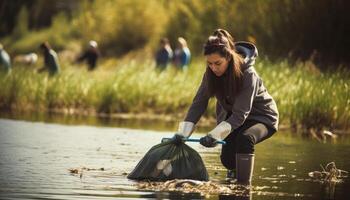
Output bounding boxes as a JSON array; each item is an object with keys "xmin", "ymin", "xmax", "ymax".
[
  {"xmin": 38, "ymin": 42, "xmax": 60, "ymax": 76},
  {"xmin": 76, "ymin": 40, "xmax": 100, "ymax": 71},
  {"xmin": 155, "ymin": 38, "xmax": 173, "ymax": 70},
  {"xmin": 174, "ymin": 29, "xmax": 279, "ymax": 185},
  {"xmin": 173, "ymin": 37, "xmax": 191, "ymax": 70},
  {"xmin": 0, "ymin": 43, "xmax": 11, "ymax": 73}
]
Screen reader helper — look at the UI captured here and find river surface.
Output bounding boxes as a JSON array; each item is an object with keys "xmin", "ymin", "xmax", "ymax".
[{"xmin": 0, "ymin": 115, "xmax": 349, "ymax": 200}]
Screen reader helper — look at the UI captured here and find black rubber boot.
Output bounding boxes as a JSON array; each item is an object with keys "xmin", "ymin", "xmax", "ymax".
[
  {"xmin": 225, "ymin": 169, "xmax": 237, "ymax": 183},
  {"xmin": 236, "ymin": 153, "xmax": 255, "ymax": 186}
]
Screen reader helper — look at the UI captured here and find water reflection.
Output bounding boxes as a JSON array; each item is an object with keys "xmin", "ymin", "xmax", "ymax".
[
  {"xmin": 0, "ymin": 111, "xmax": 179, "ymax": 131},
  {"xmin": 219, "ymin": 193, "xmax": 251, "ymax": 200},
  {"xmin": 0, "ymin": 117, "xmax": 349, "ymax": 200}
]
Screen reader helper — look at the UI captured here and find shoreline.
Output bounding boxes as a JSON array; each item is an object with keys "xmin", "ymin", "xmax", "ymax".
[
  {"xmin": 1, "ymin": 102, "xmax": 349, "ymax": 135},
  {"xmin": 2, "ymin": 109, "xmax": 350, "ymax": 138},
  {"xmin": 0, "ymin": 107, "xmax": 313, "ymax": 133}
]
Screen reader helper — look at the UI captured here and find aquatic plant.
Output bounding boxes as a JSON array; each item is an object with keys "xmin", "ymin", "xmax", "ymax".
[
  {"xmin": 308, "ymin": 162, "xmax": 349, "ymax": 183},
  {"xmin": 0, "ymin": 59, "xmax": 349, "ymax": 132}
]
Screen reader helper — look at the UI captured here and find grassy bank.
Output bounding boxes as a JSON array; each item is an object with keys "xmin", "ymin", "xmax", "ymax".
[{"xmin": 0, "ymin": 59, "xmax": 349, "ymax": 132}]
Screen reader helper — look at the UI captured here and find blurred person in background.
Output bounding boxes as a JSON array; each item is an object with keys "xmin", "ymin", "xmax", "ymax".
[
  {"xmin": 0, "ymin": 43, "xmax": 12, "ymax": 74},
  {"xmin": 38, "ymin": 42, "xmax": 60, "ymax": 76},
  {"xmin": 14, "ymin": 53, "xmax": 38, "ymax": 66},
  {"xmin": 173, "ymin": 37, "xmax": 191, "ymax": 70},
  {"xmin": 155, "ymin": 38, "xmax": 173, "ymax": 70},
  {"xmin": 76, "ymin": 40, "xmax": 100, "ymax": 71}
]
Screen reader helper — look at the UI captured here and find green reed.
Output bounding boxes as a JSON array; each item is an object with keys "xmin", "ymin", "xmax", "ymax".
[{"xmin": 0, "ymin": 59, "xmax": 349, "ymax": 131}]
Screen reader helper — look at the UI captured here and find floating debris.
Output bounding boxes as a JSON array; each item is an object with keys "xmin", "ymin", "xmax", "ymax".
[
  {"xmin": 261, "ymin": 167, "xmax": 268, "ymax": 171},
  {"xmin": 309, "ymin": 129, "xmax": 338, "ymax": 143},
  {"xmin": 68, "ymin": 167, "xmax": 105, "ymax": 179},
  {"xmin": 308, "ymin": 162, "xmax": 348, "ymax": 183},
  {"xmin": 69, "ymin": 168, "xmax": 80, "ymax": 174},
  {"xmin": 136, "ymin": 179, "xmax": 250, "ymax": 196}
]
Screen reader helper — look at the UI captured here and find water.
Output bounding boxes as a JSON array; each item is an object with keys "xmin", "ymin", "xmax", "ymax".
[{"xmin": 0, "ymin": 117, "xmax": 349, "ymax": 200}]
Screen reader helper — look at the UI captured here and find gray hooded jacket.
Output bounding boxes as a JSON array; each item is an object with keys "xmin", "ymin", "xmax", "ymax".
[{"xmin": 184, "ymin": 42, "xmax": 279, "ymax": 131}]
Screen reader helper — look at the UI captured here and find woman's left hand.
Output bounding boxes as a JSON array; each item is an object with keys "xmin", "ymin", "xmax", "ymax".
[{"xmin": 199, "ymin": 135, "xmax": 218, "ymax": 147}]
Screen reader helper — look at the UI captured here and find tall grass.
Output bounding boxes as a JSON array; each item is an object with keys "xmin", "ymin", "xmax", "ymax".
[
  {"xmin": 256, "ymin": 60, "xmax": 350, "ymax": 131},
  {"xmin": 0, "ymin": 59, "xmax": 349, "ymax": 131}
]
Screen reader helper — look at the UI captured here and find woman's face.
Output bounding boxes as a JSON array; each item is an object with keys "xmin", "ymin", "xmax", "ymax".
[{"xmin": 206, "ymin": 53, "xmax": 230, "ymax": 77}]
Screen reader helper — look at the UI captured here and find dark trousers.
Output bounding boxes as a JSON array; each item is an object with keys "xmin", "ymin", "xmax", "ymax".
[{"xmin": 220, "ymin": 120, "xmax": 276, "ymax": 170}]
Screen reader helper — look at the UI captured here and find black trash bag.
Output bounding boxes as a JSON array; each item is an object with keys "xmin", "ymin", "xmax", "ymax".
[{"xmin": 127, "ymin": 139, "xmax": 209, "ymax": 181}]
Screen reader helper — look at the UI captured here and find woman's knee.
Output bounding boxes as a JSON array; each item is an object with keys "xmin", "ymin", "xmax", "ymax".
[
  {"xmin": 236, "ymin": 134, "xmax": 255, "ymax": 154},
  {"xmin": 220, "ymin": 153, "xmax": 236, "ymax": 170}
]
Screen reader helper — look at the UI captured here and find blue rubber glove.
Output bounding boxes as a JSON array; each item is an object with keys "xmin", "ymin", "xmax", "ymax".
[{"xmin": 199, "ymin": 135, "xmax": 218, "ymax": 148}]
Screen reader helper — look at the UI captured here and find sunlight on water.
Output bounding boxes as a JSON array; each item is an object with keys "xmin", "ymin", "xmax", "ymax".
[{"xmin": 0, "ymin": 118, "xmax": 349, "ymax": 200}]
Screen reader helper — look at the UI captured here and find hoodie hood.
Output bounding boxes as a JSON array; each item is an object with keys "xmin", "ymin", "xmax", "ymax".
[{"xmin": 235, "ymin": 41, "xmax": 258, "ymax": 69}]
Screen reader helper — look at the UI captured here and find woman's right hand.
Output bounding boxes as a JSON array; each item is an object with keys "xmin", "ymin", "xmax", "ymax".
[{"xmin": 176, "ymin": 121, "xmax": 195, "ymax": 138}]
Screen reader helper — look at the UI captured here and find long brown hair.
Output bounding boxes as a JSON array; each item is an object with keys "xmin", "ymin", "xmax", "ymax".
[
  {"xmin": 40, "ymin": 41, "xmax": 51, "ymax": 53},
  {"xmin": 204, "ymin": 29, "xmax": 244, "ymax": 99}
]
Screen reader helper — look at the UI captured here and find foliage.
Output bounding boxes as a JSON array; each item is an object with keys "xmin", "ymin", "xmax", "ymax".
[
  {"xmin": 3, "ymin": 12, "xmax": 72, "ymax": 54},
  {"xmin": 70, "ymin": 0, "xmax": 168, "ymax": 56},
  {"xmin": 0, "ymin": 59, "xmax": 349, "ymax": 131},
  {"xmin": 1, "ymin": 0, "xmax": 350, "ymax": 67}
]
